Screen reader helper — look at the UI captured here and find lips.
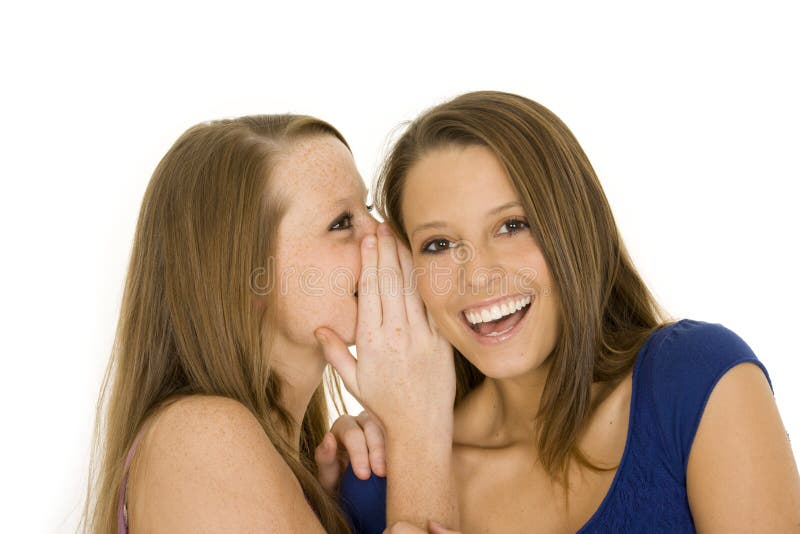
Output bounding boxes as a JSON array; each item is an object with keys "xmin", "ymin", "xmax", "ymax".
[{"xmin": 460, "ymin": 294, "xmax": 534, "ymax": 345}]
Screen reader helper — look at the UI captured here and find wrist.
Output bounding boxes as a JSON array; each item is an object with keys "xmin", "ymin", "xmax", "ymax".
[{"xmin": 385, "ymin": 419, "xmax": 454, "ymax": 451}]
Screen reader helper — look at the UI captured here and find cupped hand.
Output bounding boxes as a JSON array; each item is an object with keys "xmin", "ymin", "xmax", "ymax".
[{"xmin": 315, "ymin": 224, "xmax": 455, "ymax": 438}]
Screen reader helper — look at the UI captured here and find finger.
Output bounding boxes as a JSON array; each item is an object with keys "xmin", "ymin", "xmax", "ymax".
[
  {"xmin": 396, "ymin": 240, "xmax": 428, "ymax": 329},
  {"xmin": 314, "ymin": 432, "xmax": 341, "ymax": 493},
  {"xmin": 358, "ymin": 234, "xmax": 382, "ymax": 333},
  {"xmin": 426, "ymin": 305, "xmax": 439, "ymax": 334},
  {"xmin": 427, "ymin": 520, "xmax": 460, "ymax": 534},
  {"xmin": 377, "ymin": 223, "xmax": 407, "ymax": 326},
  {"xmin": 315, "ymin": 328, "xmax": 359, "ymax": 398},
  {"xmin": 331, "ymin": 415, "xmax": 371, "ymax": 479},
  {"xmin": 357, "ymin": 411, "xmax": 386, "ymax": 477}
]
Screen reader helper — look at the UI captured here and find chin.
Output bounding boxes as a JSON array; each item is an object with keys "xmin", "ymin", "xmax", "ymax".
[{"xmin": 461, "ymin": 351, "xmax": 544, "ymax": 380}]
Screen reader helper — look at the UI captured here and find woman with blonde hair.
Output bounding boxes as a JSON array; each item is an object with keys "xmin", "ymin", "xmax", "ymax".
[
  {"xmin": 317, "ymin": 91, "xmax": 800, "ymax": 533},
  {"xmin": 80, "ymin": 113, "xmax": 448, "ymax": 533}
]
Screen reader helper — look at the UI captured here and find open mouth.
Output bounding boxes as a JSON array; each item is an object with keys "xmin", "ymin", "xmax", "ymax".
[{"xmin": 461, "ymin": 295, "xmax": 533, "ymax": 343}]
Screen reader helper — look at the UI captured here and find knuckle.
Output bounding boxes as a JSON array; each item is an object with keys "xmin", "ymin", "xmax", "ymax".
[
  {"xmin": 356, "ymin": 410, "xmax": 371, "ymax": 423},
  {"xmin": 343, "ymin": 427, "xmax": 366, "ymax": 444}
]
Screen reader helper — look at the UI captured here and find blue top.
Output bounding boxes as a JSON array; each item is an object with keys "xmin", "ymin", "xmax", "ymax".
[{"xmin": 338, "ymin": 319, "xmax": 773, "ymax": 533}]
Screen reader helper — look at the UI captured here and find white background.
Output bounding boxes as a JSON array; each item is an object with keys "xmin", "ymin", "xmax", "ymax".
[{"xmin": 1, "ymin": 1, "xmax": 798, "ymax": 532}]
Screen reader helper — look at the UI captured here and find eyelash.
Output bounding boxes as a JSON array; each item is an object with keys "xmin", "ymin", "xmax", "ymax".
[
  {"xmin": 329, "ymin": 204, "xmax": 375, "ymax": 231},
  {"xmin": 420, "ymin": 218, "xmax": 529, "ymax": 254}
]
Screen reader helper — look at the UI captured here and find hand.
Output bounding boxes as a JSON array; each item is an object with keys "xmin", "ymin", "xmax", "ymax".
[
  {"xmin": 384, "ymin": 520, "xmax": 462, "ymax": 534},
  {"xmin": 313, "ymin": 411, "xmax": 386, "ymax": 492},
  {"xmin": 315, "ymin": 224, "xmax": 455, "ymax": 438}
]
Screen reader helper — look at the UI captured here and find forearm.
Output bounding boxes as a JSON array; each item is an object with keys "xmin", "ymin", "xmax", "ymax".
[{"xmin": 385, "ymin": 424, "xmax": 459, "ymax": 530}]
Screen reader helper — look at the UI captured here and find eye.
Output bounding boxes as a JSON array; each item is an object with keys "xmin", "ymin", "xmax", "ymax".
[
  {"xmin": 497, "ymin": 218, "xmax": 529, "ymax": 236},
  {"xmin": 329, "ymin": 211, "xmax": 354, "ymax": 231},
  {"xmin": 421, "ymin": 238, "xmax": 455, "ymax": 254}
]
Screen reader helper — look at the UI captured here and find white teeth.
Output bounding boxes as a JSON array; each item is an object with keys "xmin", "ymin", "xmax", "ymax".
[
  {"xmin": 484, "ymin": 325, "xmax": 514, "ymax": 337},
  {"xmin": 464, "ymin": 295, "xmax": 531, "ymax": 325}
]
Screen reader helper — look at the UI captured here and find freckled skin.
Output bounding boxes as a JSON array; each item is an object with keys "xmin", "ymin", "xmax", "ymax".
[{"xmin": 270, "ymin": 136, "xmax": 378, "ymax": 357}]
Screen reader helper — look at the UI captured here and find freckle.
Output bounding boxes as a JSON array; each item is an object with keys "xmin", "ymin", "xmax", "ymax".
[{"xmin": 395, "ymin": 328, "xmax": 401, "ymax": 334}]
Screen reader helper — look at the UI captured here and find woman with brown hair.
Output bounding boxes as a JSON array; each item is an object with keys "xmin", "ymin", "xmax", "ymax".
[
  {"xmin": 318, "ymin": 92, "xmax": 800, "ymax": 532},
  {"xmin": 80, "ymin": 114, "xmax": 450, "ymax": 533}
]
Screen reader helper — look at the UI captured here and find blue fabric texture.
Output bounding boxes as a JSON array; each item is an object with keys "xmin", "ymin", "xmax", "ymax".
[{"xmin": 338, "ymin": 319, "xmax": 772, "ymax": 533}]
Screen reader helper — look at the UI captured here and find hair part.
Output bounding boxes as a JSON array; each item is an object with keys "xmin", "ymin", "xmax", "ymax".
[
  {"xmin": 376, "ymin": 91, "xmax": 671, "ymax": 483},
  {"xmin": 82, "ymin": 115, "xmax": 352, "ymax": 533}
]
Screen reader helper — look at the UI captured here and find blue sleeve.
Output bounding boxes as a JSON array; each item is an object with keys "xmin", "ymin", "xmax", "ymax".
[
  {"xmin": 339, "ymin": 463, "xmax": 387, "ymax": 534},
  {"xmin": 646, "ymin": 319, "xmax": 772, "ymax": 480}
]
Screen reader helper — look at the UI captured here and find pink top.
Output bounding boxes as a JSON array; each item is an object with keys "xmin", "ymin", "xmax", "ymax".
[{"xmin": 117, "ymin": 430, "xmax": 146, "ymax": 534}]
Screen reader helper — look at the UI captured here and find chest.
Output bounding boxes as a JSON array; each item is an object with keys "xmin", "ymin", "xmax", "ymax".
[{"xmin": 454, "ymin": 448, "xmax": 619, "ymax": 533}]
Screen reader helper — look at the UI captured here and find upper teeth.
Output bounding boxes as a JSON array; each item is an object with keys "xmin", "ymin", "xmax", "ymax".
[{"xmin": 464, "ymin": 295, "xmax": 531, "ymax": 325}]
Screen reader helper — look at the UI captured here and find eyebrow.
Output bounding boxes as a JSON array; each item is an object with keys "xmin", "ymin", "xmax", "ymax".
[
  {"xmin": 333, "ymin": 187, "xmax": 370, "ymax": 207},
  {"xmin": 410, "ymin": 201, "xmax": 523, "ymax": 238}
]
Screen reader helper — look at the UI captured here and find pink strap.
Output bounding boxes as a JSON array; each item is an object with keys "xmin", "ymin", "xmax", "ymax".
[{"xmin": 117, "ymin": 430, "xmax": 146, "ymax": 534}]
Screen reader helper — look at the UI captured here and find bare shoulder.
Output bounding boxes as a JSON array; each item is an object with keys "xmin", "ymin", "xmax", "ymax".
[
  {"xmin": 687, "ymin": 363, "xmax": 800, "ymax": 533},
  {"xmin": 146, "ymin": 395, "xmax": 278, "ymax": 463},
  {"xmin": 128, "ymin": 395, "xmax": 325, "ymax": 534}
]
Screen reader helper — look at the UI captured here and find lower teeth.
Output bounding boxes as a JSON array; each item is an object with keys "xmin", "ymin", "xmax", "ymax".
[{"xmin": 484, "ymin": 326, "xmax": 514, "ymax": 337}]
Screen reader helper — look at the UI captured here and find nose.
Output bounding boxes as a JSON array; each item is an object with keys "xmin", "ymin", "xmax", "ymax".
[{"xmin": 460, "ymin": 244, "xmax": 504, "ymax": 296}]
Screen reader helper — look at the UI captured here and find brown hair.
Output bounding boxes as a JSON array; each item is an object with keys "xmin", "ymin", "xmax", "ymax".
[
  {"xmin": 376, "ymin": 91, "xmax": 671, "ymax": 480},
  {"xmin": 82, "ymin": 115, "xmax": 351, "ymax": 533}
]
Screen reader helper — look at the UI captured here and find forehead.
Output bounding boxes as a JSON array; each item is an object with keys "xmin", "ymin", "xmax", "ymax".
[
  {"xmin": 401, "ymin": 144, "xmax": 520, "ymax": 227},
  {"xmin": 272, "ymin": 135, "xmax": 366, "ymax": 208}
]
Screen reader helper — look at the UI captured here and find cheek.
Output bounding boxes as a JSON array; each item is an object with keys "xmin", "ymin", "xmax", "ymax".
[
  {"xmin": 272, "ymin": 242, "xmax": 361, "ymax": 343},
  {"xmin": 417, "ymin": 262, "xmax": 454, "ymax": 318}
]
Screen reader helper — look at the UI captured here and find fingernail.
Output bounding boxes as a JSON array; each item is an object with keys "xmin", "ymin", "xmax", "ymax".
[{"xmin": 363, "ymin": 235, "xmax": 376, "ymax": 248}]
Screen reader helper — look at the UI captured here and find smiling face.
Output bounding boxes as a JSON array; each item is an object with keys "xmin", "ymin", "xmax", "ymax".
[
  {"xmin": 402, "ymin": 144, "xmax": 561, "ymax": 380},
  {"xmin": 270, "ymin": 135, "xmax": 378, "ymax": 351}
]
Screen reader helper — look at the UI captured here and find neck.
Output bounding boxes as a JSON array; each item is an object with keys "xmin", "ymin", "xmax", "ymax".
[
  {"xmin": 268, "ymin": 337, "xmax": 328, "ymax": 454},
  {"xmin": 480, "ymin": 358, "xmax": 555, "ymax": 445}
]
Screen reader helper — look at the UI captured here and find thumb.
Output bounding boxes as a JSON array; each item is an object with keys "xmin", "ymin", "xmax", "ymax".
[{"xmin": 315, "ymin": 327, "xmax": 359, "ymax": 396}]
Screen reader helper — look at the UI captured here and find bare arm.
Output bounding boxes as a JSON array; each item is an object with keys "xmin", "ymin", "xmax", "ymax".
[
  {"xmin": 129, "ymin": 395, "xmax": 327, "ymax": 534},
  {"xmin": 384, "ymin": 418, "xmax": 458, "ymax": 529},
  {"xmin": 687, "ymin": 363, "xmax": 800, "ymax": 533},
  {"xmin": 317, "ymin": 226, "xmax": 459, "ymax": 530}
]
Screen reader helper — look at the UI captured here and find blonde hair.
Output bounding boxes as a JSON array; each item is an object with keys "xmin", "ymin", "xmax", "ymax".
[
  {"xmin": 376, "ymin": 91, "xmax": 672, "ymax": 480},
  {"xmin": 82, "ymin": 115, "xmax": 351, "ymax": 533}
]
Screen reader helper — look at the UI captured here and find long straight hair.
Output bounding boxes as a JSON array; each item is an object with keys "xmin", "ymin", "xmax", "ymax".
[
  {"xmin": 82, "ymin": 115, "xmax": 351, "ymax": 533},
  {"xmin": 376, "ymin": 91, "xmax": 671, "ymax": 480}
]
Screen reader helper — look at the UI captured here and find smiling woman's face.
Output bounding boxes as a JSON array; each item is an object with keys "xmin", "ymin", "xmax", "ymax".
[{"xmin": 401, "ymin": 144, "xmax": 562, "ymax": 380}]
